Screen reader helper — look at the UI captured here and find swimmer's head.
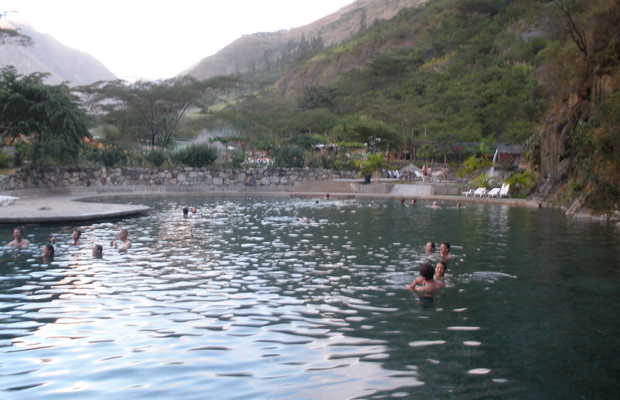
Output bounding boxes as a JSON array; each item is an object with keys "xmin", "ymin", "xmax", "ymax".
[
  {"xmin": 439, "ymin": 241, "xmax": 451, "ymax": 256},
  {"xmin": 72, "ymin": 229, "xmax": 81, "ymax": 241},
  {"xmin": 92, "ymin": 244, "xmax": 103, "ymax": 258},
  {"xmin": 13, "ymin": 227, "xmax": 23, "ymax": 240},
  {"xmin": 420, "ymin": 263, "xmax": 435, "ymax": 281},
  {"xmin": 42, "ymin": 244, "xmax": 54, "ymax": 259},
  {"xmin": 435, "ymin": 261, "xmax": 447, "ymax": 278},
  {"xmin": 119, "ymin": 228, "xmax": 129, "ymax": 241},
  {"xmin": 425, "ymin": 242, "xmax": 435, "ymax": 253},
  {"xmin": 182, "ymin": 207, "xmax": 189, "ymax": 217}
]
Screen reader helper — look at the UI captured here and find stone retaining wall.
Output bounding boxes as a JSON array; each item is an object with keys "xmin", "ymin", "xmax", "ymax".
[{"xmin": 0, "ymin": 167, "xmax": 357, "ymax": 195}]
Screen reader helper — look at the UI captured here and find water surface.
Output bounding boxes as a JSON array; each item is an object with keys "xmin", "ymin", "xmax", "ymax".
[{"xmin": 1, "ymin": 197, "xmax": 619, "ymax": 399}]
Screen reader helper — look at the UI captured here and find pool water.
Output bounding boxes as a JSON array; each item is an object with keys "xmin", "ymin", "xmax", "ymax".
[{"xmin": 1, "ymin": 196, "xmax": 619, "ymax": 399}]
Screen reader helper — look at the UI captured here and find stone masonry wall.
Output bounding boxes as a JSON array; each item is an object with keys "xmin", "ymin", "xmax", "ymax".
[{"xmin": 0, "ymin": 167, "xmax": 357, "ymax": 195}]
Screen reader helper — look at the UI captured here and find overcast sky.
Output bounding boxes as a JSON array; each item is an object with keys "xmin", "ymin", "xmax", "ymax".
[{"xmin": 2, "ymin": 0, "xmax": 354, "ymax": 81}]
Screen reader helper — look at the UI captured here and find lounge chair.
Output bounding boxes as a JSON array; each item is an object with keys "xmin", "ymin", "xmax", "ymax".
[
  {"xmin": 473, "ymin": 187, "xmax": 487, "ymax": 197},
  {"xmin": 462, "ymin": 189, "xmax": 474, "ymax": 197},
  {"xmin": 487, "ymin": 187, "xmax": 501, "ymax": 198},
  {"xmin": 499, "ymin": 183, "xmax": 510, "ymax": 198}
]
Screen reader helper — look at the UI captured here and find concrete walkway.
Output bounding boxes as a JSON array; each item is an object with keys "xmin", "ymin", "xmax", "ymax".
[{"xmin": 0, "ymin": 195, "xmax": 150, "ymax": 224}]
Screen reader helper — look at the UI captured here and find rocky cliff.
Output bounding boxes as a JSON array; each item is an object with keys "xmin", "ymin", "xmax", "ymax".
[
  {"xmin": 183, "ymin": 0, "xmax": 427, "ymax": 81},
  {"xmin": 0, "ymin": 22, "xmax": 117, "ymax": 85}
]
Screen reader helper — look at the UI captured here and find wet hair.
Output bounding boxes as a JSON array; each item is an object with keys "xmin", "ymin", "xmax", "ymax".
[
  {"xmin": 93, "ymin": 244, "xmax": 103, "ymax": 258},
  {"xmin": 426, "ymin": 242, "xmax": 436, "ymax": 252},
  {"xmin": 44, "ymin": 244, "xmax": 55, "ymax": 258},
  {"xmin": 420, "ymin": 263, "xmax": 435, "ymax": 281},
  {"xmin": 440, "ymin": 241, "xmax": 451, "ymax": 250},
  {"xmin": 72, "ymin": 229, "xmax": 81, "ymax": 238},
  {"xmin": 436, "ymin": 261, "xmax": 448, "ymax": 272}
]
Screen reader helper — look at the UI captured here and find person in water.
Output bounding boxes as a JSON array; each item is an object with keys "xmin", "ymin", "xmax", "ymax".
[
  {"xmin": 425, "ymin": 241, "xmax": 436, "ymax": 255},
  {"xmin": 71, "ymin": 229, "xmax": 82, "ymax": 246},
  {"xmin": 411, "ymin": 259, "xmax": 447, "ymax": 286},
  {"xmin": 407, "ymin": 262, "xmax": 444, "ymax": 297},
  {"xmin": 431, "ymin": 201, "xmax": 442, "ymax": 209},
  {"xmin": 42, "ymin": 244, "xmax": 55, "ymax": 262},
  {"xmin": 434, "ymin": 260, "xmax": 447, "ymax": 280},
  {"xmin": 182, "ymin": 207, "xmax": 189, "ymax": 218},
  {"xmin": 92, "ymin": 244, "xmax": 103, "ymax": 259},
  {"xmin": 7, "ymin": 227, "xmax": 30, "ymax": 248},
  {"xmin": 439, "ymin": 241, "xmax": 453, "ymax": 261},
  {"xmin": 111, "ymin": 228, "xmax": 131, "ymax": 251}
]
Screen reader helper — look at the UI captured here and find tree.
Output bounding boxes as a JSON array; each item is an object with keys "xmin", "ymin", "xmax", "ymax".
[
  {"xmin": 0, "ymin": 66, "xmax": 90, "ymax": 166},
  {"xmin": 86, "ymin": 75, "xmax": 238, "ymax": 149}
]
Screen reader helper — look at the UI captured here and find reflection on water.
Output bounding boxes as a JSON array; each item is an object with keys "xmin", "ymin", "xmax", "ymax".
[{"xmin": 1, "ymin": 197, "xmax": 619, "ymax": 399}]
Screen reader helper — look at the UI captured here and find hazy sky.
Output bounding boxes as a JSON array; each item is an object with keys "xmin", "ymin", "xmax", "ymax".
[{"xmin": 2, "ymin": 0, "xmax": 354, "ymax": 81}]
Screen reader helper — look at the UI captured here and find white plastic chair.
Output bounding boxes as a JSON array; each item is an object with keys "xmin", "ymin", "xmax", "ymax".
[
  {"xmin": 462, "ymin": 189, "xmax": 474, "ymax": 197},
  {"xmin": 473, "ymin": 187, "xmax": 487, "ymax": 197},
  {"xmin": 500, "ymin": 183, "xmax": 510, "ymax": 198},
  {"xmin": 488, "ymin": 188, "xmax": 501, "ymax": 198}
]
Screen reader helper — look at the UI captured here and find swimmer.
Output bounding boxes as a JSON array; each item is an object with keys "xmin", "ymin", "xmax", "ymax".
[
  {"xmin": 411, "ymin": 199, "xmax": 417, "ymax": 206},
  {"xmin": 7, "ymin": 227, "xmax": 30, "ymax": 248},
  {"xmin": 182, "ymin": 207, "xmax": 189, "ymax": 218},
  {"xmin": 42, "ymin": 244, "xmax": 55, "ymax": 262},
  {"xmin": 435, "ymin": 261, "xmax": 447, "ymax": 280},
  {"xmin": 400, "ymin": 198, "xmax": 405, "ymax": 206},
  {"xmin": 439, "ymin": 241, "xmax": 453, "ymax": 261},
  {"xmin": 431, "ymin": 201, "xmax": 442, "ymax": 209},
  {"xmin": 425, "ymin": 241, "xmax": 436, "ymax": 255},
  {"xmin": 71, "ymin": 229, "xmax": 82, "ymax": 246},
  {"xmin": 92, "ymin": 244, "xmax": 103, "ymax": 259},
  {"xmin": 191, "ymin": 207, "xmax": 197, "ymax": 214},
  {"xmin": 111, "ymin": 228, "xmax": 131, "ymax": 252},
  {"xmin": 407, "ymin": 262, "xmax": 444, "ymax": 298},
  {"xmin": 326, "ymin": 193, "xmax": 330, "ymax": 200}
]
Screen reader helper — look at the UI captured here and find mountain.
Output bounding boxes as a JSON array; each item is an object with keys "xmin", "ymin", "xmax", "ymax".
[
  {"xmin": 0, "ymin": 22, "xmax": 117, "ymax": 85},
  {"xmin": 183, "ymin": 0, "xmax": 428, "ymax": 81}
]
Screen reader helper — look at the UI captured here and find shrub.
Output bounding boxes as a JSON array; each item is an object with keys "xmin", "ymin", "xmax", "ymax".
[
  {"xmin": 458, "ymin": 155, "xmax": 492, "ymax": 177},
  {"xmin": 82, "ymin": 145, "xmax": 128, "ymax": 167},
  {"xmin": 172, "ymin": 144, "xmax": 218, "ymax": 168},
  {"xmin": 144, "ymin": 149, "xmax": 168, "ymax": 167},
  {"xmin": 505, "ymin": 170, "xmax": 537, "ymax": 197},
  {"xmin": 273, "ymin": 146, "xmax": 305, "ymax": 168},
  {"xmin": 231, "ymin": 150, "xmax": 246, "ymax": 169},
  {"xmin": 470, "ymin": 172, "xmax": 492, "ymax": 189},
  {"xmin": 0, "ymin": 151, "xmax": 12, "ymax": 168}
]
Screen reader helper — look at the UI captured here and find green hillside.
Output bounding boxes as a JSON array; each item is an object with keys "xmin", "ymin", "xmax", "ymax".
[{"xmin": 209, "ymin": 0, "xmax": 620, "ymax": 211}]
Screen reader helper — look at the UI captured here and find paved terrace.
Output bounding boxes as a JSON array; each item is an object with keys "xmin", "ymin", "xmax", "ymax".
[{"xmin": 0, "ymin": 195, "xmax": 151, "ymax": 224}]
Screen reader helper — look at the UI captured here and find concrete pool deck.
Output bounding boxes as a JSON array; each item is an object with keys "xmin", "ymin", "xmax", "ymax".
[
  {"xmin": 0, "ymin": 194, "xmax": 151, "ymax": 224},
  {"xmin": 0, "ymin": 189, "xmax": 540, "ymax": 225}
]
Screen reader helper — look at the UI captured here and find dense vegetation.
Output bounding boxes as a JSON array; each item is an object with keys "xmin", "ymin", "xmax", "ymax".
[
  {"xmin": 1, "ymin": 0, "xmax": 618, "ymax": 211},
  {"xmin": 213, "ymin": 0, "xmax": 546, "ymax": 148}
]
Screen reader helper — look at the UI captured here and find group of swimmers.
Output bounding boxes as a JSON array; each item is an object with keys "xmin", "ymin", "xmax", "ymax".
[
  {"xmin": 6, "ymin": 226, "xmax": 132, "ymax": 262},
  {"xmin": 406, "ymin": 241, "xmax": 453, "ymax": 300}
]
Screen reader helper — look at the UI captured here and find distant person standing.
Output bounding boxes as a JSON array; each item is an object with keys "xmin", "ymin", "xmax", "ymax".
[{"xmin": 7, "ymin": 227, "xmax": 30, "ymax": 248}]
